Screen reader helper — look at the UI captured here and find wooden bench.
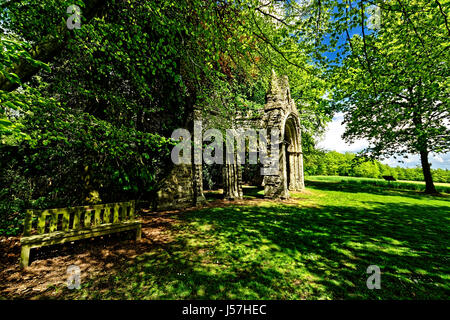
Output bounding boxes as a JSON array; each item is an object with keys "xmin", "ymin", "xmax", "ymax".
[
  {"xmin": 382, "ymin": 175, "xmax": 397, "ymax": 181},
  {"xmin": 20, "ymin": 201, "xmax": 141, "ymax": 268}
]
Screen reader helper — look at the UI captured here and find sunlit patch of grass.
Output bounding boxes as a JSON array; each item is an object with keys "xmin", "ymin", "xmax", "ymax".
[{"xmin": 306, "ymin": 175, "xmax": 450, "ymax": 194}]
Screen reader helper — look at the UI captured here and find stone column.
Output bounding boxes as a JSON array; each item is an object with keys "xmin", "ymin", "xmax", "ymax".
[
  {"xmin": 193, "ymin": 164, "xmax": 206, "ymax": 206},
  {"xmin": 288, "ymin": 151, "xmax": 297, "ymax": 191},
  {"xmin": 263, "ymin": 139, "xmax": 288, "ymax": 199},
  {"xmin": 223, "ymin": 151, "xmax": 243, "ymax": 200},
  {"xmin": 298, "ymin": 151, "xmax": 305, "ymax": 189}
]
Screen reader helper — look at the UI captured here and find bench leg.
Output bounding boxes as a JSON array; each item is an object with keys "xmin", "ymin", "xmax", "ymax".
[
  {"xmin": 136, "ymin": 225, "xmax": 142, "ymax": 241},
  {"xmin": 20, "ymin": 246, "xmax": 31, "ymax": 268}
]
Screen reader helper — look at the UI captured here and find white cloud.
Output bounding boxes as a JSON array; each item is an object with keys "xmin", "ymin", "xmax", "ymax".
[
  {"xmin": 380, "ymin": 153, "xmax": 450, "ymax": 170},
  {"xmin": 317, "ymin": 112, "xmax": 369, "ymax": 153},
  {"xmin": 433, "ymin": 155, "xmax": 444, "ymax": 163}
]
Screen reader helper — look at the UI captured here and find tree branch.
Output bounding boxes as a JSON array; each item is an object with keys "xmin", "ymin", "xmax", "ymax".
[
  {"xmin": 250, "ymin": 10, "xmax": 310, "ymax": 73},
  {"xmin": 435, "ymin": 0, "xmax": 450, "ymax": 37}
]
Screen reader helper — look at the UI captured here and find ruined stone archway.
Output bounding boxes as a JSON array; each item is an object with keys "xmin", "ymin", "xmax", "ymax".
[
  {"xmin": 154, "ymin": 71, "xmax": 305, "ymax": 210},
  {"xmin": 262, "ymin": 72, "xmax": 305, "ymax": 199},
  {"xmin": 283, "ymin": 114, "xmax": 304, "ymax": 193}
]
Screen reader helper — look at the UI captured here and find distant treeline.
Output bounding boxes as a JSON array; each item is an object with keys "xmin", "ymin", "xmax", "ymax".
[{"xmin": 304, "ymin": 151, "xmax": 450, "ymax": 183}]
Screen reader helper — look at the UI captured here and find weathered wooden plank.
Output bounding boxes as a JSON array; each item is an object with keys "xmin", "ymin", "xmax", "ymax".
[
  {"xmin": 72, "ymin": 207, "xmax": 81, "ymax": 230},
  {"xmin": 21, "ymin": 222, "xmax": 141, "ymax": 246},
  {"xmin": 20, "ymin": 245, "xmax": 31, "ymax": 268},
  {"xmin": 129, "ymin": 201, "xmax": 135, "ymax": 220},
  {"xmin": 136, "ymin": 223, "xmax": 142, "ymax": 241},
  {"xmin": 93, "ymin": 208, "xmax": 101, "ymax": 226},
  {"xmin": 23, "ymin": 210, "xmax": 33, "ymax": 236},
  {"xmin": 121, "ymin": 203, "xmax": 129, "ymax": 221},
  {"xmin": 20, "ymin": 201, "xmax": 141, "ymax": 268},
  {"xmin": 61, "ymin": 208, "xmax": 70, "ymax": 231},
  {"xmin": 49, "ymin": 212, "xmax": 58, "ymax": 233},
  {"xmin": 84, "ymin": 209, "xmax": 92, "ymax": 228},
  {"xmin": 113, "ymin": 203, "xmax": 119, "ymax": 223},
  {"xmin": 37, "ymin": 210, "xmax": 48, "ymax": 234},
  {"xmin": 37, "ymin": 202, "xmax": 128, "ymax": 213},
  {"xmin": 103, "ymin": 207, "xmax": 110, "ymax": 224}
]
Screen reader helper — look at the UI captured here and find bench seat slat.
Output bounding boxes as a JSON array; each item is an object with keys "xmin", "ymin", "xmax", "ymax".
[{"xmin": 21, "ymin": 221, "xmax": 141, "ymax": 246}]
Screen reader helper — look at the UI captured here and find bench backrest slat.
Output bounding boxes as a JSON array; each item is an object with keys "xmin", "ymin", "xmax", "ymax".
[
  {"xmin": 23, "ymin": 209, "xmax": 33, "ymax": 236},
  {"xmin": 113, "ymin": 203, "xmax": 119, "ymax": 223},
  {"xmin": 49, "ymin": 212, "xmax": 58, "ymax": 233},
  {"xmin": 94, "ymin": 208, "xmax": 101, "ymax": 226},
  {"xmin": 103, "ymin": 207, "xmax": 110, "ymax": 224},
  {"xmin": 121, "ymin": 203, "xmax": 128, "ymax": 221},
  {"xmin": 84, "ymin": 209, "xmax": 92, "ymax": 228},
  {"xmin": 37, "ymin": 210, "xmax": 48, "ymax": 234},
  {"xmin": 23, "ymin": 201, "xmax": 136, "ymax": 236},
  {"xmin": 61, "ymin": 208, "xmax": 71, "ymax": 231},
  {"xmin": 129, "ymin": 201, "xmax": 135, "ymax": 220},
  {"xmin": 72, "ymin": 208, "xmax": 81, "ymax": 230}
]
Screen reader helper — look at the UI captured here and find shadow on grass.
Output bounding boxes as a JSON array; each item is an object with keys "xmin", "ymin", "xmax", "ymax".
[
  {"xmin": 69, "ymin": 189, "xmax": 449, "ymax": 300},
  {"xmin": 203, "ymin": 189, "xmax": 224, "ymax": 201},
  {"xmin": 242, "ymin": 186, "xmax": 265, "ymax": 199}
]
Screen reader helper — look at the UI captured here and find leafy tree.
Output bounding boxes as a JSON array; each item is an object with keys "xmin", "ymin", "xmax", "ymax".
[
  {"xmin": 324, "ymin": 0, "xmax": 449, "ymax": 194},
  {"xmin": 0, "ymin": 36, "xmax": 50, "ymax": 141}
]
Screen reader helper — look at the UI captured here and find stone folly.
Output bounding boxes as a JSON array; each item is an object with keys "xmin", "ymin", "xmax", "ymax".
[{"xmin": 154, "ymin": 71, "xmax": 304, "ymax": 210}]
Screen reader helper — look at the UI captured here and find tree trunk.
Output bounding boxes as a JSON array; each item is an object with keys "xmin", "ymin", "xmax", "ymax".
[
  {"xmin": 419, "ymin": 150, "xmax": 438, "ymax": 194},
  {"xmin": 412, "ymin": 108, "xmax": 438, "ymax": 195},
  {"xmin": 223, "ymin": 162, "xmax": 243, "ymax": 200}
]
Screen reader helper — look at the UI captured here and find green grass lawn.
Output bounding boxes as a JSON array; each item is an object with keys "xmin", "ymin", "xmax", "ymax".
[
  {"xmin": 306, "ymin": 175, "xmax": 450, "ymax": 193},
  {"xmin": 67, "ymin": 177, "xmax": 449, "ymax": 300}
]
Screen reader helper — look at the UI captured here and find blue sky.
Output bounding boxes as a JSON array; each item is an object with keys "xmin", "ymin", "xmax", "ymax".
[{"xmin": 317, "ymin": 113, "xmax": 450, "ymax": 170}]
